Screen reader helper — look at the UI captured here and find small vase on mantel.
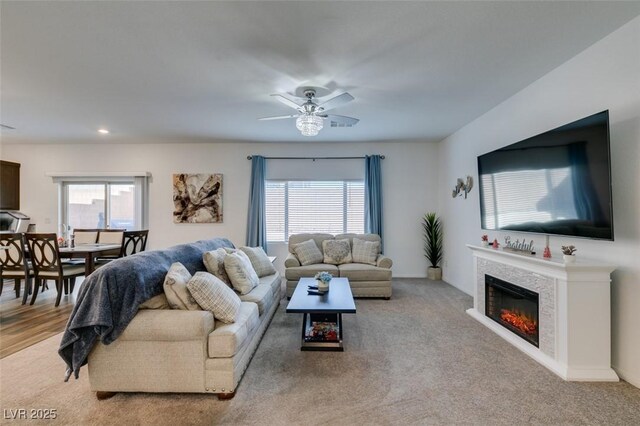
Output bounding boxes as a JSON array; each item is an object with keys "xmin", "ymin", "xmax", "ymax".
[{"xmin": 563, "ymin": 254, "xmax": 576, "ymax": 263}]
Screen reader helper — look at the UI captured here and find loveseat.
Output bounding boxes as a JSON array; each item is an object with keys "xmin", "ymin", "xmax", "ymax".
[
  {"xmin": 87, "ymin": 242, "xmax": 282, "ymax": 400},
  {"xmin": 284, "ymin": 233, "xmax": 392, "ymax": 298}
]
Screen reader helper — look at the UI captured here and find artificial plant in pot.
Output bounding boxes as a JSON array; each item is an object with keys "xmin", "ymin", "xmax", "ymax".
[{"xmin": 422, "ymin": 212, "xmax": 443, "ymax": 280}]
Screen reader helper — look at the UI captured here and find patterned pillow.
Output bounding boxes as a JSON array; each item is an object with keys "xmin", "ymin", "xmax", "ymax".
[
  {"xmin": 322, "ymin": 239, "xmax": 353, "ymax": 265},
  {"xmin": 352, "ymin": 237, "xmax": 380, "ymax": 266},
  {"xmin": 163, "ymin": 262, "xmax": 200, "ymax": 310},
  {"xmin": 224, "ymin": 251, "xmax": 259, "ymax": 295},
  {"xmin": 292, "ymin": 239, "xmax": 324, "ymax": 266},
  {"xmin": 203, "ymin": 248, "xmax": 231, "ymax": 285},
  {"xmin": 239, "ymin": 246, "xmax": 276, "ymax": 277},
  {"xmin": 187, "ymin": 272, "xmax": 241, "ymax": 324}
]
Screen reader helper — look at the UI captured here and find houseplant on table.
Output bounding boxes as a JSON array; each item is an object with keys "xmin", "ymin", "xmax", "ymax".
[
  {"xmin": 422, "ymin": 212, "xmax": 443, "ymax": 280},
  {"xmin": 314, "ymin": 271, "xmax": 333, "ymax": 292}
]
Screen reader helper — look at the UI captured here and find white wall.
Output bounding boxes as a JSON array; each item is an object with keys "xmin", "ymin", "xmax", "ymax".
[
  {"xmin": 438, "ymin": 17, "xmax": 640, "ymax": 387},
  {"xmin": 0, "ymin": 141, "xmax": 438, "ymax": 278}
]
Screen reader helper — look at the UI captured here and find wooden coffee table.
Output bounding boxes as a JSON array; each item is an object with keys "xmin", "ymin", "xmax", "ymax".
[{"xmin": 286, "ymin": 277, "xmax": 356, "ymax": 351}]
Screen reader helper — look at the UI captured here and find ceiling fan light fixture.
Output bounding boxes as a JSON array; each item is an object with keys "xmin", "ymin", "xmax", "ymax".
[{"xmin": 295, "ymin": 114, "xmax": 323, "ymax": 137}]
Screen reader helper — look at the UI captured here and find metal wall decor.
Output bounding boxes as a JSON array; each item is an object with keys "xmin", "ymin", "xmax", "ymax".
[
  {"xmin": 452, "ymin": 176, "xmax": 473, "ymax": 198},
  {"xmin": 503, "ymin": 236, "xmax": 535, "ymax": 255}
]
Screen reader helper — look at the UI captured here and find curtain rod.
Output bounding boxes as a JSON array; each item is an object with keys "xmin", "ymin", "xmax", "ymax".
[{"xmin": 246, "ymin": 155, "xmax": 385, "ymax": 160}]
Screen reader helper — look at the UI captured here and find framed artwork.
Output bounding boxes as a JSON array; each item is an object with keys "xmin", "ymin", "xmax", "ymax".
[{"xmin": 173, "ymin": 173, "xmax": 223, "ymax": 223}]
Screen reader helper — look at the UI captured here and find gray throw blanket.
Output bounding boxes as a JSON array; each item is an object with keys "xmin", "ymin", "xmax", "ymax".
[{"xmin": 58, "ymin": 237, "xmax": 234, "ymax": 380}]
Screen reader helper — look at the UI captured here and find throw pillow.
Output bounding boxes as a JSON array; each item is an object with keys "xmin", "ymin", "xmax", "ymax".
[
  {"xmin": 224, "ymin": 251, "xmax": 259, "ymax": 295},
  {"xmin": 239, "ymin": 246, "xmax": 276, "ymax": 277},
  {"xmin": 291, "ymin": 239, "xmax": 324, "ymax": 266},
  {"xmin": 203, "ymin": 248, "xmax": 231, "ymax": 285},
  {"xmin": 322, "ymin": 239, "xmax": 353, "ymax": 265},
  {"xmin": 139, "ymin": 293, "xmax": 170, "ymax": 310},
  {"xmin": 187, "ymin": 272, "xmax": 241, "ymax": 324},
  {"xmin": 163, "ymin": 262, "xmax": 200, "ymax": 310},
  {"xmin": 352, "ymin": 237, "xmax": 380, "ymax": 266}
]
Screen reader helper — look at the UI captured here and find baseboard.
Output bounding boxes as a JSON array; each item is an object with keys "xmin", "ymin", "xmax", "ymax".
[{"xmin": 612, "ymin": 365, "xmax": 640, "ymax": 389}]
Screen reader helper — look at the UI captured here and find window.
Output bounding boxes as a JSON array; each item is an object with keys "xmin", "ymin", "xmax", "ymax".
[
  {"xmin": 265, "ymin": 180, "xmax": 364, "ymax": 242},
  {"xmin": 50, "ymin": 172, "xmax": 149, "ymax": 232},
  {"xmin": 65, "ymin": 183, "xmax": 136, "ymax": 230}
]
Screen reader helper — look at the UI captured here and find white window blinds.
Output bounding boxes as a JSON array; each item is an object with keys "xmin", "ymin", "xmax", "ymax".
[{"xmin": 265, "ymin": 180, "xmax": 365, "ymax": 242}]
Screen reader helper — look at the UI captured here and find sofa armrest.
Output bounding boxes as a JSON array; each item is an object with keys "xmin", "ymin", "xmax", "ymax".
[
  {"xmin": 376, "ymin": 255, "xmax": 393, "ymax": 269},
  {"xmin": 119, "ymin": 309, "xmax": 215, "ymax": 342},
  {"xmin": 284, "ymin": 253, "xmax": 301, "ymax": 268}
]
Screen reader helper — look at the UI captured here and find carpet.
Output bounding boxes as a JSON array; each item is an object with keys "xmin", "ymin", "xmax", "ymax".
[{"xmin": 1, "ymin": 279, "xmax": 638, "ymax": 425}]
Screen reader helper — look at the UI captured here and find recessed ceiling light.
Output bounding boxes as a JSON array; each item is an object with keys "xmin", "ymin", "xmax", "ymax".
[{"xmin": 98, "ymin": 128, "xmax": 110, "ymax": 134}]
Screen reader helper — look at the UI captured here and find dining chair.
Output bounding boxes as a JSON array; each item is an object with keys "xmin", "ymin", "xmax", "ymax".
[
  {"xmin": 0, "ymin": 233, "xmax": 33, "ymax": 305},
  {"xmin": 96, "ymin": 229, "xmax": 125, "ymax": 260},
  {"xmin": 25, "ymin": 233, "xmax": 85, "ymax": 306},
  {"xmin": 73, "ymin": 229, "xmax": 100, "ymax": 245},
  {"xmin": 120, "ymin": 230, "xmax": 149, "ymax": 257}
]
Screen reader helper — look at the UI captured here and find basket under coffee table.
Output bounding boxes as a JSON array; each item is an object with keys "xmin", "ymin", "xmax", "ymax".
[{"xmin": 286, "ymin": 277, "xmax": 357, "ymax": 351}]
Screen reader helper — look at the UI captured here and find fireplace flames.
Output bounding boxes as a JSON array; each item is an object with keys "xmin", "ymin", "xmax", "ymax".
[{"xmin": 500, "ymin": 309, "xmax": 537, "ymax": 336}]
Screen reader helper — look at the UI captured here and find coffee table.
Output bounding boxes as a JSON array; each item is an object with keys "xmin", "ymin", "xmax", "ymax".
[{"xmin": 286, "ymin": 277, "xmax": 356, "ymax": 351}]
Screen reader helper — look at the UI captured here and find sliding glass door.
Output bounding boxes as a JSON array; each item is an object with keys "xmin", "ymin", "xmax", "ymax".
[{"xmin": 64, "ymin": 182, "xmax": 136, "ymax": 231}]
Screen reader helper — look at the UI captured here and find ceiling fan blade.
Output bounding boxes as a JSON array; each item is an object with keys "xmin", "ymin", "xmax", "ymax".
[
  {"xmin": 258, "ymin": 114, "xmax": 299, "ymax": 121},
  {"xmin": 0, "ymin": 124, "xmax": 16, "ymax": 130},
  {"xmin": 318, "ymin": 92, "xmax": 354, "ymax": 111},
  {"xmin": 323, "ymin": 114, "xmax": 359, "ymax": 126},
  {"xmin": 270, "ymin": 94, "xmax": 302, "ymax": 110}
]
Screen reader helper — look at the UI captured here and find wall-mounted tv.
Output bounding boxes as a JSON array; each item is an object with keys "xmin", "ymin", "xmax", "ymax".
[{"xmin": 477, "ymin": 111, "xmax": 613, "ymax": 240}]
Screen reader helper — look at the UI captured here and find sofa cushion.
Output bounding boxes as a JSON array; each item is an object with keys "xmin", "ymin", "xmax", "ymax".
[
  {"xmin": 352, "ymin": 237, "xmax": 380, "ymax": 266},
  {"xmin": 288, "ymin": 233, "xmax": 334, "ymax": 255},
  {"xmin": 239, "ymin": 246, "xmax": 276, "ymax": 277},
  {"xmin": 163, "ymin": 262, "xmax": 200, "ymax": 310},
  {"xmin": 322, "ymin": 239, "xmax": 353, "ymax": 265},
  {"xmin": 338, "ymin": 263, "xmax": 392, "ymax": 281},
  {"xmin": 239, "ymin": 284, "xmax": 273, "ymax": 316},
  {"xmin": 285, "ymin": 264, "xmax": 339, "ymax": 281},
  {"xmin": 203, "ymin": 248, "xmax": 231, "ymax": 285},
  {"xmin": 259, "ymin": 272, "xmax": 282, "ymax": 300},
  {"xmin": 291, "ymin": 239, "xmax": 324, "ymax": 266},
  {"xmin": 187, "ymin": 272, "xmax": 241, "ymax": 324},
  {"xmin": 208, "ymin": 302, "xmax": 260, "ymax": 358},
  {"xmin": 335, "ymin": 233, "xmax": 381, "ymax": 247},
  {"xmin": 224, "ymin": 251, "xmax": 259, "ymax": 295}
]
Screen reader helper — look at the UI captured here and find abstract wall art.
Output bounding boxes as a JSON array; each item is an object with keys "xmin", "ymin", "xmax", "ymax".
[{"xmin": 173, "ymin": 173, "xmax": 223, "ymax": 223}]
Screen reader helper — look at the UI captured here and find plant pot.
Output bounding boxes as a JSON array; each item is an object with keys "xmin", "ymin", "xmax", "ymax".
[
  {"xmin": 427, "ymin": 267, "xmax": 442, "ymax": 280},
  {"xmin": 563, "ymin": 254, "xmax": 576, "ymax": 263},
  {"xmin": 481, "ymin": 241, "xmax": 489, "ymax": 247},
  {"xmin": 317, "ymin": 279, "xmax": 330, "ymax": 292}
]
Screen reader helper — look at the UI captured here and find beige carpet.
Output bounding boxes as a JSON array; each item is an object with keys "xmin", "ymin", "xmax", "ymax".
[{"xmin": 1, "ymin": 279, "xmax": 639, "ymax": 425}]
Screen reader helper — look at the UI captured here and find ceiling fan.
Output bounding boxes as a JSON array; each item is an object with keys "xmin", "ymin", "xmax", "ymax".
[{"xmin": 259, "ymin": 88, "xmax": 359, "ymax": 136}]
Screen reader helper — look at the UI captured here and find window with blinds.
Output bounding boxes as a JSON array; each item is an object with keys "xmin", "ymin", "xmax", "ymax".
[{"xmin": 265, "ymin": 180, "xmax": 365, "ymax": 242}]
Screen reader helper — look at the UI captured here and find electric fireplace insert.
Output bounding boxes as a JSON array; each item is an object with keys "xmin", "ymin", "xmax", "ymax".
[{"xmin": 485, "ymin": 275, "xmax": 539, "ymax": 347}]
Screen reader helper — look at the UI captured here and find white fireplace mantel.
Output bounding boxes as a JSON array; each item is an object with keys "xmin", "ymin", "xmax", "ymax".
[{"xmin": 466, "ymin": 244, "xmax": 618, "ymax": 382}]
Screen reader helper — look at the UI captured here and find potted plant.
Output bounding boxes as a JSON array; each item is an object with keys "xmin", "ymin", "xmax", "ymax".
[
  {"xmin": 422, "ymin": 212, "xmax": 443, "ymax": 280},
  {"xmin": 481, "ymin": 234, "xmax": 489, "ymax": 247},
  {"xmin": 314, "ymin": 271, "xmax": 333, "ymax": 292},
  {"xmin": 561, "ymin": 245, "xmax": 577, "ymax": 263}
]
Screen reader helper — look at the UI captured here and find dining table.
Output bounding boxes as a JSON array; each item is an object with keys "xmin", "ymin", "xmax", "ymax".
[{"xmin": 59, "ymin": 243, "xmax": 122, "ymax": 276}]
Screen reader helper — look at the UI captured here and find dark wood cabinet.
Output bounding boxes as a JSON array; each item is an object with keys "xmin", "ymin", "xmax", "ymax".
[{"xmin": 0, "ymin": 160, "xmax": 20, "ymax": 210}]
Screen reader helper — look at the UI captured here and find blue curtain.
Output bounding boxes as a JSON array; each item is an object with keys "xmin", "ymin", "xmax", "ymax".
[
  {"xmin": 246, "ymin": 156, "xmax": 267, "ymax": 251},
  {"xmin": 365, "ymin": 155, "xmax": 384, "ymax": 252}
]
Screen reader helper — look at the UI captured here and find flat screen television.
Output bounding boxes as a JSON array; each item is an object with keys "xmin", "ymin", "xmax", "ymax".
[{"xmin": 477, "ymin": 110, "xmax": 613, "ymax": 240}]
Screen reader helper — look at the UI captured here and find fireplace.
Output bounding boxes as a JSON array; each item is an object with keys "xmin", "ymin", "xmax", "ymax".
[{"xmin": 485, "ymin": 275, "xmax": 539, "ymax": 347}]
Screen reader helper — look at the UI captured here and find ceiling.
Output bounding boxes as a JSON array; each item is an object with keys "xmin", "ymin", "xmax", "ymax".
[{"xmin": 1, "ymin": 1, "xmax": 639, "ymax": 144}]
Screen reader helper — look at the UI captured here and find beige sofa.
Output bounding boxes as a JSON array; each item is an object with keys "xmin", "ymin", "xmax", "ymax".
[
  {"xmin": 88, "ymin": 271, "xmax": 282, "ymax": 400},
  {"xmin": 285, "ymin": 233, "xmax": 392, "ymax": 299}
]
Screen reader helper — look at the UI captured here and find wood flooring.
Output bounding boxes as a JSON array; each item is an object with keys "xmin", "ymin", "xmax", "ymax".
[{"xmin": 0, "ymin": 279, "xmax": 81, "ymax": 358}]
